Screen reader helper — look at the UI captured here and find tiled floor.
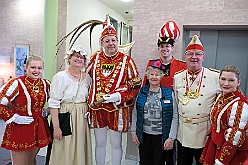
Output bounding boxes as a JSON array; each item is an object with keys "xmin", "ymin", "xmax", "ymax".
[{"xmin": 0, "ymin": 119, "xmax": 139, "ymax": 165}]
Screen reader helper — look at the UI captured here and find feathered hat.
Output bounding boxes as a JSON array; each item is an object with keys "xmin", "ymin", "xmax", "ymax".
[
  {"xmin": 157, "ymin": 20, "xmax": 180, "ymax": 46},
  {"xmin": 55, "ymin": 14, "xmax": 134, "ymax": 70},
  {"xmin": 101, "ymin": 14, "xmax": 117, "ymax": 40},
  {"xmin": 185, "ymin": 35, "xmax": 204, "ymax": 52}
]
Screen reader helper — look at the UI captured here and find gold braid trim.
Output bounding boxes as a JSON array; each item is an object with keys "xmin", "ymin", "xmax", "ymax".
[{"xmin": 219, "ymin": 146, "xmax": 232, "ymax": 161}]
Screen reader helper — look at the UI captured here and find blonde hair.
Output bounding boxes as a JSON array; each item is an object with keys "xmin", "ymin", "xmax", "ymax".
[
  {"xmin": 220, "ymin": 65, "xmax": 240, "ymax": 80},
  {"xmin": 26, "ymin": 55, "xmax": 44, "ymax": 67}
]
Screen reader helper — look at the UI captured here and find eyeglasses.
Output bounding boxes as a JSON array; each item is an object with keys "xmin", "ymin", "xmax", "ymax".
[
  {"xmin": 185, "ymin": 52, "xmax": 204, "ymax": 57},
  {"xmin": 73, "ymin": 54, "xmax": 85, "ymax": 59},
  {"xmin": 102, "ymin": 39, "xmax": 117, "ymax": 44}
]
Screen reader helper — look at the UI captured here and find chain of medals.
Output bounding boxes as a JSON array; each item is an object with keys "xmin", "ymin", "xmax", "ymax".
[
  {"xmin": 182, "ymin": 68, "xmax": 204, "ymax": 105},
  {"xmin": 25, "ymin": 77, "xmax": 43, "ymax": 108},
  {"xmin": 95, "ymin": 55, "xmax": 122, "ymax": 102},
  {"xmin": 25, "ymin": 77, "xmax": 41, "ymax": 93}
]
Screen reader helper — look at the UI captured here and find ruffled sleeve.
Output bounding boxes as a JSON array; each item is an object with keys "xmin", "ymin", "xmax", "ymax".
[
  {"xmin": 217, "ymin": 101, "xmax": 248, "ymax": 164},
  {"xmin": 0, "ymin": 78, "xmax": 19, "ymax": 121},
  {"xmin": 48, "ymin": 71, "xmax": 69, "ymax": 108}
]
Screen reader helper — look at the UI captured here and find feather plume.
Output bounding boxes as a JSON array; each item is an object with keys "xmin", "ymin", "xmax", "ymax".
[
  {"xmin": 55, "ymin": 19, "xmax": 103, "ymax": 71},
  {"xmin": 55, "ymin": 19, "xmax": 103, "ymax": 57}
]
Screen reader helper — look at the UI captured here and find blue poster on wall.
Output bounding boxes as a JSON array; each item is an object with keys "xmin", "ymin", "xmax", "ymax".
[{"xmin": 14, "ymin": 44, "xmax": 29, "ymax": 77}]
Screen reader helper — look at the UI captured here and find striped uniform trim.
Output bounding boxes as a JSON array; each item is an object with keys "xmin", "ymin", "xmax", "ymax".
[
  {"xmin": 41, "ymin": 79, "xmax": 48, "ymax": 101},
  {"xmin": 129, "ymin": 58, "xmax": 138, "ymax": 77},
  {"xmin": 18, "ymin": 79, "xmax": 32, "ymax": 116},
  {"xmin": 116, "ymin": 55, "xmax": 127, "ymax": 88},
  {"xmin": 226, "ymin": 101, "xmax": 248, "ymax": 146},
  {"xmin": 89, "ymin": 53, "xmax": 100, "ymax": 105},
  {"xmin": 216, "ymin": 97, "xmax": 240, "ymax": 133},
  {"xmin": 0, "ymin": 79, "xmax": 19, "ymax": 105}
]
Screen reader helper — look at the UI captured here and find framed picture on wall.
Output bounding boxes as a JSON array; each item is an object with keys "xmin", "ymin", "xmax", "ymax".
[{"xmin": 14, "ymin": 44, "xmax": 29, "ymax": 77}]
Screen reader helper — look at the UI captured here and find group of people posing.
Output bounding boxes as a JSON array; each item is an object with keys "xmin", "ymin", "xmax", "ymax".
[{"xmin": 0, "ymin": 15, "xmax": 247, "ymax": 165}]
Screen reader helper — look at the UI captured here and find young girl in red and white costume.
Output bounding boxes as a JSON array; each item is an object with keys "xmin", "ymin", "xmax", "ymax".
[
  {"xmin": 0, "ymin": 55, "xmax": 51, "ymax": 165},
  {"xmin": 200, "ymin": 65, "xmax": 248, "ymax": 165}
]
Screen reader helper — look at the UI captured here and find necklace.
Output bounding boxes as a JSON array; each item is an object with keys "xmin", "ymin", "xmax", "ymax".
[
  {"xmin": 25, "ymin": 77, "xmax": 41, "ymax": 93},
  {"xmin": 68, "ymin": 68, "xmax": 80, "ymax": 78}
]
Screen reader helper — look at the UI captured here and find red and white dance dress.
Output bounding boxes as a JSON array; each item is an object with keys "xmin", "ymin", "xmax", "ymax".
[
  {"xmin": 200, "ymin": 90, "xmax": 248, "ymax": 165},
  {"xmin": 0, "ymin": 76, "xmax": 51, "ymax": 151}
]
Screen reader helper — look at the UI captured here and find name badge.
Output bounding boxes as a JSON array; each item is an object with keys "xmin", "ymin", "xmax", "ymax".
[{"xmin": 163, "ymin": 100, "xmax": 171, "ymax": 103}]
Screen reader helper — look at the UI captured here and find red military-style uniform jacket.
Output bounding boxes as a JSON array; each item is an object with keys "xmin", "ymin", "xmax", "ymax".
[
  {"xmin": 143, "ymin": 57, "xmax": 186, "ymax": 89},
  {"xmin": 200, "ymin": 90, "xmax": 248, "ymax": 165},
  {"xmin": 0, "ymin": 76, "xmax": 51, "ymax": 151},
  {"xmin": 86, "ymin": 51, "xmax": 140, "ymax": 132}
]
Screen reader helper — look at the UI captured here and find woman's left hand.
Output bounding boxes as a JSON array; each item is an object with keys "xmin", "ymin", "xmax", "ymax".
[
  {"xmin": 131, "ymin": 132, "xmax": 140, "ymax": 146},
  {"xmin": 163, "ymin": 138, "xmax": 174, "ymax": 150}
]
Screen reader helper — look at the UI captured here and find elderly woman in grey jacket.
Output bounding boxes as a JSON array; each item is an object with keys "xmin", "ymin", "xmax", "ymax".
[{"xmin": 131, "ymin": 61, "xmax": 178, "ymax": 165}]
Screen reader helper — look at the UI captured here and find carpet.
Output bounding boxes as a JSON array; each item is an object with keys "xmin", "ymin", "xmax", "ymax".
[{"xmin": 0, "ymin": 147, "xmax": 45, "ymax": 165}]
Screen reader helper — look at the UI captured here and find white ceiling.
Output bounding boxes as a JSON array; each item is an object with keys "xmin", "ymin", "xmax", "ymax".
[{"xmin": 97, "ymin": 0, "xmax": 134, "ymax": 20}]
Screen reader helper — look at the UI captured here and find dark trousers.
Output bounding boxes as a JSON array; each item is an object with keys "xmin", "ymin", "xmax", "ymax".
[
  {"xmin": 177, "ymin": 141, "xmax": 203, "ymax": 165},
  {"xmin": 138, "ymin": 132, "xmax": 173, "ymax": 165},
  {"xmin": 45, "ymin": 120, "xmax": 54, "ymax": 165}
]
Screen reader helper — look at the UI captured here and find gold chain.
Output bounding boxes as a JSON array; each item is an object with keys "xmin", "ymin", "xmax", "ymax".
[
  {"xmin": 68, "ymin": 68, "xmax": 80, "ymax": 78},
  {"xmin": 25, "ymin": 77, "xmax": 41, "ymax": 93}
]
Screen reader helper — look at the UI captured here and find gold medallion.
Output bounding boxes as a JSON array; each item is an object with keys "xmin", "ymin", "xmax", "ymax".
[
  {"xmin": 33, "ymin": 87, "xmax": 39, "ymax": 93},
  {"xmin": 96, "ymin": 92, "xmax": 105, "ymax": 101},
  {"xmin": 188, "ymin": 89, "xmax": 199, "ymax": 99},
  {"xmin": 182, "ymin": 96, "xmax": 190, "ymax": 105}
]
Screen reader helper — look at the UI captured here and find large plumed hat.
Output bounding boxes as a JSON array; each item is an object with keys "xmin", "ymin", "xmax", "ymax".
[
  {"xmin": 185, "ymin": 35, "xmax": 204, "ymax": 52},
  {"xmin": 157, "ymin": 20, "xmax": 180, "ymax": 46},
  {"xmin": 101, "ymin": 14, "xmax": 117, "ymax": 40}
]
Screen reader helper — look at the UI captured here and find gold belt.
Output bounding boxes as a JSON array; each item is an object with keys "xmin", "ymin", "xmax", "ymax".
[{"xmin": 179, "ymin": 114, "xmax": 210, "ymax": 124}]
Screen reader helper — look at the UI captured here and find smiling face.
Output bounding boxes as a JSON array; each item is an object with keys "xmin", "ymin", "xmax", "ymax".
[
  {"xmin": 26, "ymin": 60, "xmax": 44, "ymax": 80},
  {"xmin": 184, "ymin": 50, "xmax": 205, "ymax": 72},
  {"xmin": 147, "ymin": 67, "xmax": 163, "ymax": 87},
  {"xmin": 68, "ymin": 52, "xmax": 85, "ymax": 67},
  {"xmin": 101, "ymin": 35, "xmax": 118, "ymax": 55},
  {"xmin": 219, "ymin": 71, "xmax": 240, "ymax": 94},
  {"xmin": 158, "ymin": 43, "xmax": 174, "ymax": 59}
]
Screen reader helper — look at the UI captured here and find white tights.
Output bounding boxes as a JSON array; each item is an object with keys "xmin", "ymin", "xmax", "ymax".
[{"xmin": 94, "ymin": 127, "xmax": 123, "ymax": 165}]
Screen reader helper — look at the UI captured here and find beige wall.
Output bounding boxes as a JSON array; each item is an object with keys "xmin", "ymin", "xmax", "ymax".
[
  {"xmin": 1, "ymin": 0, "xmax": 247, "ymax": 80},
  {"xmin": 131, "ymin": 0, "xmax": 248, "ymax": 78},
  {"xmin": 0, "ymin": 0, "xmax": 45, "ymax": 81},
  {"xmin": 0, "ymin": 0, "xmax": 67, "ymax": 81}
]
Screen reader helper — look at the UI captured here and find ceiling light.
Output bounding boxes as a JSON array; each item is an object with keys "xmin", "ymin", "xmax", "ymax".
[{"xmin": 121, "ymin": 0, "xmax": 132, "ymax": 2}]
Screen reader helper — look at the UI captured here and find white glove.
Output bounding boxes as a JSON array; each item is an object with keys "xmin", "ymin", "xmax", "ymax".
[
  {"xmin": 103, "ymin": 92, "xmax": 121, "ymax": 105},
  {"xmin": 12, "ymin": 114, "xmax": 34, "ymax": 124},
  {"xmin": 84, "ymin": 112, "xmax": 91, "ymax": 125},
  {"xmin": 215, "ymin": 159, "xmax": 224, "ymax": 165}
]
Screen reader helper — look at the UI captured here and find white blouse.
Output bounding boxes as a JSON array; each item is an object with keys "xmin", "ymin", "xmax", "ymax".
[{"xmin": 48, "ymin": 71, "xmax": 92, "ymax": 108}]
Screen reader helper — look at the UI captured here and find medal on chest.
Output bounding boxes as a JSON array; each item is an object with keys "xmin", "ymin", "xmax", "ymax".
[
  {"xmin": 25, "ymin": 77, "xmax": 41, "ymax": 93},
  {"xmin": 33, "ymin": 86, "xmax": 39, "ymax": 93},
  {"xmin": 182, "ymin": 69, "xmax": 204, "ymax": 105},
  {"xmin": 102, "ymin": 63, "xmax": 115, "ymax": 77},
  {"xmin": 95, "ymin": 59, "xmax": 122, "ymax": 98}
]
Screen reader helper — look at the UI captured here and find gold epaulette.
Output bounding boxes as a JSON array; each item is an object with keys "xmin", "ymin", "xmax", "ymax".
[
  {"xmin": 91, "ymin": 50, "xmax": 100, "ymax": 57},
  {"xmin": 174, "ymin": 69, "xmax": 185, "ymax": 75},
  {"xmin": 176, "ymin": 59, "xmax": 186, "ymax": 63},
  {"xmin": 149, "ymin": 58, "xmax": 160, "ymax": 61},
  {"xmin": 208, "ymin": 68, "xmax": 220, "ymax": 73}
]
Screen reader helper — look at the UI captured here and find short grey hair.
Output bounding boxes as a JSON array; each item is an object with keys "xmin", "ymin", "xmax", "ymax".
[{"xmin": 146, "ymin": 66, "xmax": 165, "ymax": 78}]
